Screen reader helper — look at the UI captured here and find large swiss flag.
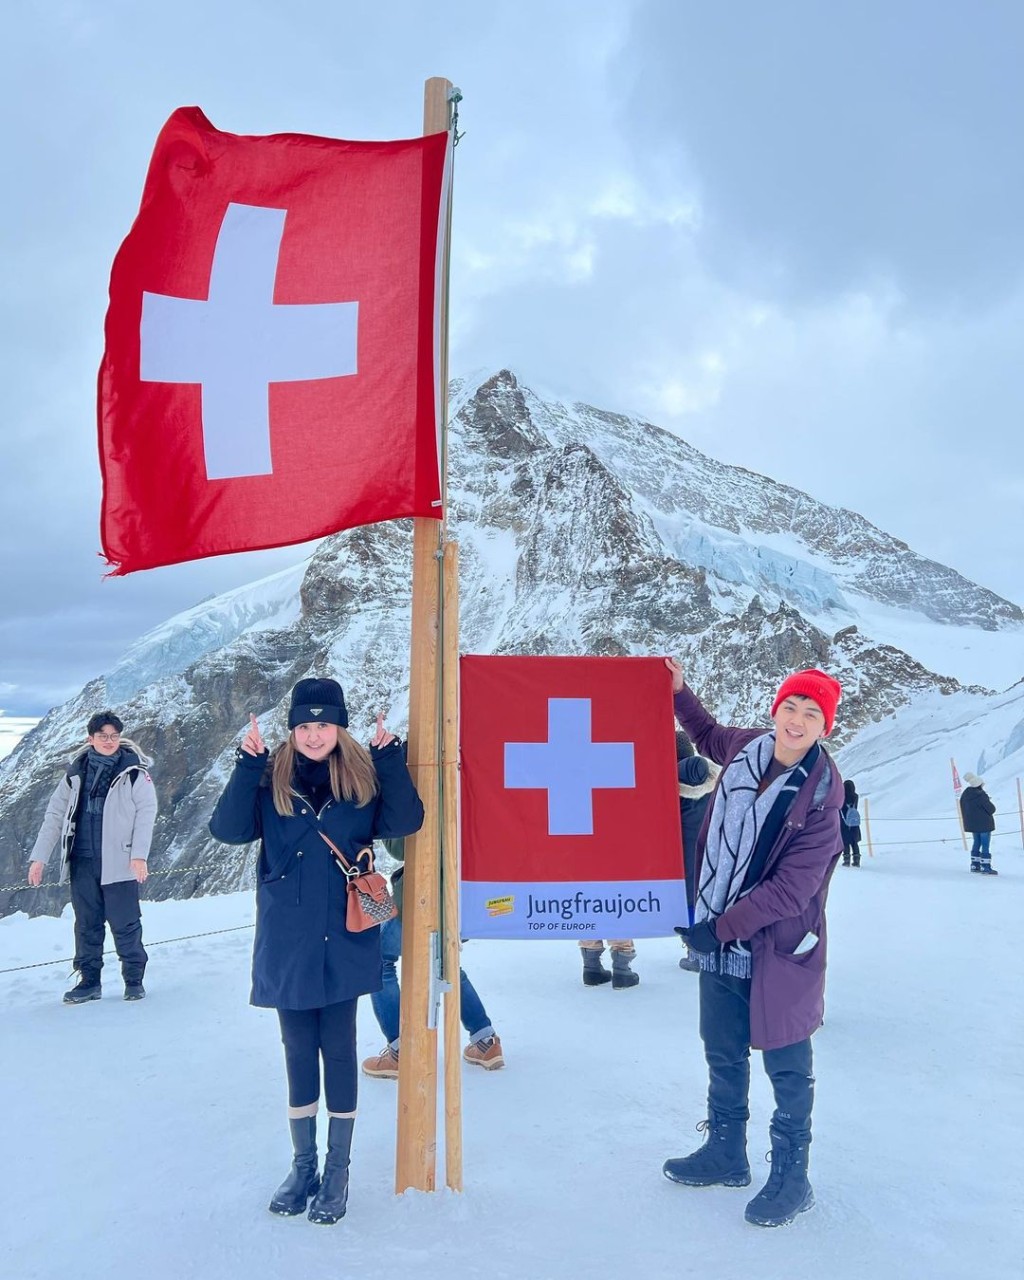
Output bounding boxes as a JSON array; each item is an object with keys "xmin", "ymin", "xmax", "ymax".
[
  {"xmin": 460, "ymin": 656, "xmax": 686, "ymax": 940},
  {"xmin": 99, "ymin": 107, "xmax": 450, "ymax": 575}
]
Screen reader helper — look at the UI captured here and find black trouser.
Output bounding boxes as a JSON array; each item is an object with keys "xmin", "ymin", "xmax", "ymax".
[
  {"xmin": 699, "ymin": 968, "xmax": 814, "ymax": 1144},
  {"xmin": 277, "ymin": 1000, "xmax": 359, "ymax": 1113},
  {"xmin": 69, "ymin": 856, "xmax": 148, "ymax": 983},
  {"xmin": 843, "ymin": 835, "xmax": 861, "ymax": 862}
]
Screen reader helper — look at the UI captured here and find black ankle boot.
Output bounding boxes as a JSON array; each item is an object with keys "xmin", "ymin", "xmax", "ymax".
[
  {"xmin": 663, "ymin": 1113, "xmax": 751, "ymax": 1187},
  {"xmin": 268, "ymin": 1116, "xmax": 319, "ymax": 1215},
  {"xmin": 611, "ymin": 948, "xmax": 640, "ymax": 989},
  {"xmin": 744, "ymin": 1130, "xmax": 814, "ymax": 1226},
  {"xmin": 308, "ymin": 1116, "xmax": 354, "ymax": 1224},
  {"xmin": 63, "ymin": 973, "xmax": 102, "ymax": 1004},
  {"xmin": 581, "ymin": 947, "xmax": 612, "ymax": 986}
]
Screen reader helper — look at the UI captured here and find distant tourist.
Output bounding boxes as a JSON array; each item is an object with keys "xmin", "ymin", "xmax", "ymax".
[
  {"xmin": 840, "ymin": 779, "xmax": 862, "ymax": 867},
  {"xmin": 579, "ymin": 939, "xmax": 639, "ymax": 988},
  {"xmin": 27, "ymin": 710, "xmax": 156, "ymax": 1004},
  {"xmin": 960, "ymin": 773, "xmax": 998, "ymax": 875},
  {"xmin": 362, "ymin": 837, "xmax": 504, "ymax": 1077},
  {"xmin": 665, "ymin": 661, "xmax": 843, "ymax": 1229},
  {"xmin": 209, "ymin": 678, "xmax": 423, "ymax": 1225},
  {"xmin": 676, "ymin": 729, "xmax": 719, "ymax": 971}
]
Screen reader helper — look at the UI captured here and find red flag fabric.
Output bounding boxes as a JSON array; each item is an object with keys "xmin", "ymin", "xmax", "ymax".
[
  {"xmin": 98, "ymin": 107, "xmax": 451, "ymax": 575},
  {"xmin": 951, "ymin": 759, "xmax": 962, "ymax": 793},
  {"xmin": 460, "ymin": 655, "xmax": 685, "ymax": 940}
]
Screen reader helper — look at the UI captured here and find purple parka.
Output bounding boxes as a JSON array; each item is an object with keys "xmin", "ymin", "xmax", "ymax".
[{"xmin": 674, "ymin": 685, "xmax": 844, "ymax": 1050}]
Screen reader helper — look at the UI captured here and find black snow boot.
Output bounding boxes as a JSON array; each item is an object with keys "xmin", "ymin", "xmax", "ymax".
[
  {"xmin": 842, "ymin": 855, "xmax": 850, "ymax": 866},
  {"xmin": 63, "ymin": 974, "xmax": 102, "ymax": 1005},
  {"xmin": 124, "ymin": 981, "xmax": 146, "ymax": 1001},
  {"xmin": 581, "ymin": 947, "xmax": 612, "ymax": 987},
  {"xmin": 308, "ymin": 1116, "xmax": 354, "ymax": 1225},
  {"xmin": 611, "ymin": 948, "xmax": 640, "ymax": 989},
  {"xmin": 978, "ymin": 858, "xmax": 998, "ymax": 875},
  {"xmin": 663, "ymin": 1114, "xmax": 751, "ymax": 1187},
  {"xmin": 744, "ymin": 1130, "xmax": 814, "ymax": 1227},
  {"xmin": 268, "ymin": 1116, "xmax": 320, "ymax": 1216}
]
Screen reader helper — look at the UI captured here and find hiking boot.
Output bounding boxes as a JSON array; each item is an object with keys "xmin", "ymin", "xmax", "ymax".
[
  {"xmin": 580, "ymin": 947, "xmax": 612, "ymax": 987},
  {"xmin": 361, "ymin": 1046, "xmax": 400, "ymax": 1079},
  {"xmin": 744, "ymin": 1131, "xmax": 814, "ymax": 1227},
  {"xmin": 124, "ymin": 982, "xmax": 146, "ymax": 1001},
  {"xmin": 663, "ymin": 1115, "xmax": 751, "ymax": 1187},
  {"xmin": 308, "ymin": 1116, "xmax": 353, "ymax": 1225},
  {"xmin": 63, "ymin": 976, "xmax": 101, "ymax": 1005},
  {"xmin": 269, "ymin": 1115, "xmax": 320, "ymax": 1216},
  {"xmin": 611, "ymin": 948, "xmax": 639, "ymax": 989},
  {"xmin": 463, "ymin": 1034, "xmax": 505, "ymax": 1070}
]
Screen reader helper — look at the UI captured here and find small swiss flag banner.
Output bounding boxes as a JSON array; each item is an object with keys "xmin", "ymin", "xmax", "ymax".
[
  {"xmin": 99, "ymin": 107, "xmax": 451, "ymax": 575},
  {"xmin": 460, "ymin": 655, "xmax": 686, "ymax": 940}
]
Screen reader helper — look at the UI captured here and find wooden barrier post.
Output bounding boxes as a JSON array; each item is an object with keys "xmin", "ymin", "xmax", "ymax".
[
  {"xmin": 395, "ymin": 75, "xmax": 456, "ymax": 1195},
  {"xmin": 862, "ymin": 795, "xmax": 874, "ymax": 859},
  {"xmin": 1017, "ymin": 777, "xmax": 1023, "ymax": 851},
  {"xmin": 441, "ymin": 541, "xmax": 463, "ymax": 1191}
]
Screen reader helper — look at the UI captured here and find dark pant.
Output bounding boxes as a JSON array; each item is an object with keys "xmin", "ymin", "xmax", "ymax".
[
  {"xmin": 842, "ymin": 835, "xmax": 860, "ymax": 862},
  {"xmin": 277, "ymin": 1000, "xmax": 359, "ymax": 1113},
  {"xmin": 699, "ymin": 968, "xmax": 814, "ymax": 1144},
  {"xmin": 69, "ymin": 856, "xmax": 147, "ymax": 983}
]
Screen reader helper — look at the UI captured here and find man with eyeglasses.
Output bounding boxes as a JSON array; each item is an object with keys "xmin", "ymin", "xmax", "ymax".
[{"xmin": 28, "ymin": 710, "xmax": 157, "ymax": 1003}]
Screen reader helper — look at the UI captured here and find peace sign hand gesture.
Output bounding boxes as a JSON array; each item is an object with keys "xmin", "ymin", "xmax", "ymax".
[
  {"xmin": 370, "ymin": 712, "xmax": 396, "ymax": 750},
  {"xmin": 241, "ymin": 713, "xmax": 267, "ymax": 756}
]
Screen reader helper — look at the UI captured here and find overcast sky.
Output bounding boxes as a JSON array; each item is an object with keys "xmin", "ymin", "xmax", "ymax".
[{"xmin": 3, "ymin": 1, "xmax": 1023, "ymax": 716}]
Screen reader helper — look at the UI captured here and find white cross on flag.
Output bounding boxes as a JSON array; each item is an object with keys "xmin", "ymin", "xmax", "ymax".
[{"xmin": 99, "ymin": 107, "xmax": 451, "ymax": 574}]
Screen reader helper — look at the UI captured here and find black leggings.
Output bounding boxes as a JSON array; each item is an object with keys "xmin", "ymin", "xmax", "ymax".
[{"xmin": 277, "ymin": 999, "xmax": 359, "ymax": 1113}]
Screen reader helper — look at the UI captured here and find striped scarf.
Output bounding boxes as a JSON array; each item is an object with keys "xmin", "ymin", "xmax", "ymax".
[{"xmin": 695, "ymin": 734, "xmax": 818, "ymax": 977}]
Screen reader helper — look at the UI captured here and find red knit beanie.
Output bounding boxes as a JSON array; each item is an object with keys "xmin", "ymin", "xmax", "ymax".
[{"xmin": 770, "ymin": 669, "xmax": 842, "ymax": 736}]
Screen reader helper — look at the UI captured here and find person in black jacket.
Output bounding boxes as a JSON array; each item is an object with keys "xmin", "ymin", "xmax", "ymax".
[
  {"xmin": 840, "ymin": 779, "xmax": 862, "ymax": 867},
  {"xmin": 209, "ymin": 678, "xmax": 424, "ymax": 1225},
  {"xmin": 960, "ymin": 773, "xmax": 998, "ymax": 875}
]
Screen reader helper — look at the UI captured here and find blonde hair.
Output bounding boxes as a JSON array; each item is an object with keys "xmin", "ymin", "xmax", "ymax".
[{"xmin": 271, "ymin": 728, "xmax": 379, "ymax": 817}]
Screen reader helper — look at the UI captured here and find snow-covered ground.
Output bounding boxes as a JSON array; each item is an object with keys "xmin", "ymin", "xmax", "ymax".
[{"xmin": 2, "ymin": 831, "xmax": 1021, "ymax": 1280}]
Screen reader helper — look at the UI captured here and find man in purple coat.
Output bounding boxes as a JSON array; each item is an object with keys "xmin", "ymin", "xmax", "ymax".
[{"xmin": 664, "ymin": 661, "xmax": 843, "ymax": 1228}]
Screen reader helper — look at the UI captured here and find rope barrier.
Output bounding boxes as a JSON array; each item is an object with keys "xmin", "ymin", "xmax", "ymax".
[{"xmin": 0, "ymin": 922, "xmax": 254, "ymax": 976}]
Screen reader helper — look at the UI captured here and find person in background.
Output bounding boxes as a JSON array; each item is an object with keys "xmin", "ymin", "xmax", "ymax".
[
  {"xmin": 840, "ymin": 779, "xmax": 862, "ymax": 867},
  {"xmin": 27, "ymin": 710, "xmax": 156, "ymax": 1004},
  {"xmin": 579, "ymin": 939, "xmax": 639, "ymax": 988},
  {"xmin": 960, "ymin": 773, "xmax": 998, "ymax": 875},
  {"xmin": 362, "ymin": 836, "xmax": 504, "ymax": 1077},
  {"xmin": 666, "ymin": 661, "xmax": 843, "ymax": 1229},
  {"xmin": 677, "ymin": 730, "xmax": 720, "ymax": 972},
  {"xmin": 209, "ymin": 678, "xmax": 424, "ymax": 1226}
]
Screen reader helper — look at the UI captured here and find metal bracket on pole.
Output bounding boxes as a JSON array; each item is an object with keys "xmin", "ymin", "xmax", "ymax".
[{"xmin": 427, "ymin": 930, "xmax": 451, "ymax": 1031}]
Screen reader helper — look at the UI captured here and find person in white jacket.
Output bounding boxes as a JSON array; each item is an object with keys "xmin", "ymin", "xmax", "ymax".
[{"xmin": 28, "ymin": 710, "xmax": 157, "ymax": 1003}]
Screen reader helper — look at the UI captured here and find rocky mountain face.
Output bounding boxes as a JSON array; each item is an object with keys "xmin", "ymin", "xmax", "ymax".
[{"xmin": 2, "ymin": 369, "xmax": 1019, "ymax": 918}]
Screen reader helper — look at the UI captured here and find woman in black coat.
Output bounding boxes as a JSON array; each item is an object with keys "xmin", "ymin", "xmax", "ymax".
[
  {"xmin": 840, "ymin": 779, "xmax": 862, "ymax": 867},
  {"xmin": 959, "ymin": 772, "xmax": 998, "ymax": 875},
  {"xmin": 210, "ymin": 678, "xmax": 424, "ymax": 1224}
]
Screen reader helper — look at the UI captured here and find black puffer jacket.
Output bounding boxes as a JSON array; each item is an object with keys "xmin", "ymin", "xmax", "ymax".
[{"xmin": 960, "ymin": 785, "xmax": 995, "ymax": 833}]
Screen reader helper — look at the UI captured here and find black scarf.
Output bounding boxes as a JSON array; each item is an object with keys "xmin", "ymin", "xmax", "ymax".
[
  {"xmin": 84, "ymin": 747, "xmax": 123, "ymax": 814},
  {"xmin": 293, "ymin": 753, "xmax": 333, "ymax": 812}
]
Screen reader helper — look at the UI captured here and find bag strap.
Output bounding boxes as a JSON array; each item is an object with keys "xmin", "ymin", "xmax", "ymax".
[{"xmin": 319, "ymin": 831, "xmax": 374, "ymax": 879}]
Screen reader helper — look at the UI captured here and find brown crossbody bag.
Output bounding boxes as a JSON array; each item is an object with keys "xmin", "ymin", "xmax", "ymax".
[{"xmin": 319, "ymin": 832, "xmax": 398, "ymax": 932}]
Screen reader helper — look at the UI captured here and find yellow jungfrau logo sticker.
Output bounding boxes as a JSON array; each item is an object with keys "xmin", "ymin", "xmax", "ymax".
[{"xmin": 485, "ymin": 895, "xmax": 515, "ymax": 917}]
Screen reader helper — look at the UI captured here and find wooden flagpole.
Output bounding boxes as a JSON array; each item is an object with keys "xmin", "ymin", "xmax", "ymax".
[
  {"xmin": 395, "ymin": 76, "xmax": 456, "ymax": 1195},
  {"xmin": 441, "ymin": 540, "xmax": 463, "ymax": 1190},
  {"xmin": 951, "ymin": 758, "xmax": 967, "ymax": 851},
  {"xmin": 862, "ymin": 795, "xmax": 874, "ymax": 860}
]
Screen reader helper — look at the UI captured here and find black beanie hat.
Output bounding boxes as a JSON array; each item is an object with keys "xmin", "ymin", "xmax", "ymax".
[{"xmin": 288, "ymin": 677, "xmax": 348, "ymax": 729}]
